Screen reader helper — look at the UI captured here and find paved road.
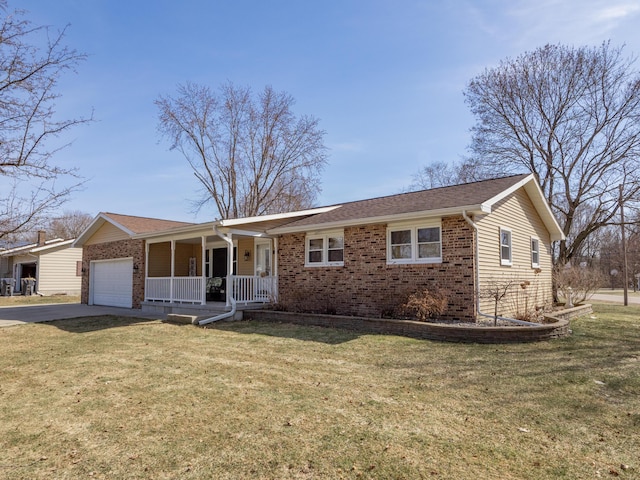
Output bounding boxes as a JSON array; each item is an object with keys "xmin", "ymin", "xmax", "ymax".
[
  {"xmin": 0, "ymin": 303, "xmax": 163, "ymax": 328},
  {"xmin": 590, "ymin": 293, "xmax": 640, "ymax": 305}
]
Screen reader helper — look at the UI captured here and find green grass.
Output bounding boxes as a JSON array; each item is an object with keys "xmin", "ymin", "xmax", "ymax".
[
  {"xmin": 0, "ymin": 294, "xmax": 80, "ymax": 306},
  {"xmin": 0, "ymin": 303, "xmax": 638, "ymax": 479}
]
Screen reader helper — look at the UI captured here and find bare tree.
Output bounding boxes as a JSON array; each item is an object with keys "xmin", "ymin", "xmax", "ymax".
[
  {"xmin": 407, "ymin": 159, "xmax": 490, "ymax": 191},
  {"xmin": 0, "ymin": 1, "xmax": 90, "ymax": 240},
  {"xmin": 45, "ymin": 210, "xmax": 93, "ymax": 239},
  {"xmin": 156, "ymin": 82, "xmax": 328, "ymax": 219},
  {"xmin": 408, "ymin": 161, "xmax": 460, "ymax": 190},
  {"xmin": 479, "ymin": 277, "xmax": 514, "ymax": 326},
  {"xmin": 464, "ymin": 42, "xmax": 640, "ymax": 265}
]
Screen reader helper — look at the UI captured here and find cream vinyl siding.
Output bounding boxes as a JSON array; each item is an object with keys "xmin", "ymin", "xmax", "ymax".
[
  {"xmin": 475, "ymin": 188, "xmax": 554, "ymax": 317},
  {"xmin": 237, "ymin": 237, "xmax": 254, "ymax": 276},
  {"xmin": 0, "ymin": 256, "xmax": 11, "ymax": 276},
  {"xmin": 85, "ymin": 222, "xmax": 130, "ymax": 245},
  {"xmin": 37, "ymin": 247, "xmax": 83, "ymax": 295},
  {"xmin": 148, "ymin": 242, "xmax": 171, "ymax": 277}
]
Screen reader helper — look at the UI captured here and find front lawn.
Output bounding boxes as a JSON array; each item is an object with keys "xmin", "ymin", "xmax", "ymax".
[
  {"xmin": 0, "ymin": 294, "xmax": 80, "ymax": 306},
  {"xmin": 0, "ymin": 303, "xmax": 638, "ymax": 479}
]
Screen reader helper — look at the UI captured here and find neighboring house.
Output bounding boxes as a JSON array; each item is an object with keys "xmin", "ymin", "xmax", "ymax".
[
  {"xmin": 74, "ymin": 174, "xmax": 564, "ymax": 321},
  {"xmin": 0, "ymin": 231, "xmax": 83, "ymax": 296}
]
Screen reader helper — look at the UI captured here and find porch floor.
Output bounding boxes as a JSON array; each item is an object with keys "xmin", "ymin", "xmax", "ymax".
[{"xmin": 140, "ymin": 300, "xmax": 267, "ymax": 317}]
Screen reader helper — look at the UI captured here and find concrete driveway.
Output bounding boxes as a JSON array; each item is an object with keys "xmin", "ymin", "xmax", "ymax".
[{"xmin": 0, "ymin": 303, "xmax": 162, "ymax": 328}]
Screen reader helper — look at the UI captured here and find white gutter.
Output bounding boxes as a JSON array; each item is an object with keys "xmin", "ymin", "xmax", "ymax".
[
  {"xmin": 198, "ymin": 296, "xmax": 237, "ymax": 326},
  {"xmin": 462, "ymin": 211, "xmax": 540, "ymax": 326},
  {"xmin": 198, "ymin": 225, "xmax": 238, "ymax": 326}
]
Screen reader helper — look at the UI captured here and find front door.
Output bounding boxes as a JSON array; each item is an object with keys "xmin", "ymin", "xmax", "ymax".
[
  {"xmin": 254, "ymin": 241, "xmax": 272, "ymax": 301},
  {"xmin": 255, "ymin": 242, "xmax": 271, "ymax": 277}
]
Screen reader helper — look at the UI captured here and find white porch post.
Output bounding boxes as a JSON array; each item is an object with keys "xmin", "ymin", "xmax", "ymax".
[
  {"xmin": 144, "ymin": 242, "xmax": 149, "ymax": 301},
  {"xmin": 201, "ymin": 236, "xmax": 206, "ymax": 305},
  {"xmin": 226, "ymin": 232, "xmax": 233, "ymax": 308},
  {"xmin": 170, "ymin": 240, "xmax": 175, "ymax": 303},
  {"xmin": 273, "ymin": 237, "xmax": 278, "ymax": 302}
]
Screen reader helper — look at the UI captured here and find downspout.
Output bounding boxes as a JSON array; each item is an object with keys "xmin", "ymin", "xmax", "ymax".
[
  {"xmin": 462, "ymin": 210, "xmax": 540, "ymax": 326},
  {"xmin": 198, "ymin": 225, "xmax": 237, "ymax": 326}
]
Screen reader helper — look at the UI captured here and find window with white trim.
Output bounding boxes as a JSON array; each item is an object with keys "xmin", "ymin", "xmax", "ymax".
[
  {"xmin": 531, "ymin": 237, "xmax": 540, "ymax": 268},
  {"xmin": 500, "ymin": 228, "xmax": 512, "ymax": 266},
  {"xmin": 305, "ymin": 232, "xmax": 344, "ymax": 266},
  {"xmin": 387, "ymin": 224, "xmax": 442, "ymax": 264}
]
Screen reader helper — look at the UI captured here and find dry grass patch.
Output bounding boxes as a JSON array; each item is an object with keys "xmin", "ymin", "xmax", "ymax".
[
  {"xmin": 0, "ymin": 304, "xmax": 639, "ymax": 479},
  {"xmin": 0, "ymin": 294, "xmax": 80, "ymax": 306}
]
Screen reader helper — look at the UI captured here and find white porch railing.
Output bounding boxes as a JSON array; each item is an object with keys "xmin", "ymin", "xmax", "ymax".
[
  {"xmin": 145, "ymin": 275, "xmax": 277, "ymax": 305},
  {"xmin": 145, "ymin": 277, "xmax": 204, "ymax": 303},
  {"xmin": 231, "ymin": 275, "xmax": 277, "ymax": 304}
]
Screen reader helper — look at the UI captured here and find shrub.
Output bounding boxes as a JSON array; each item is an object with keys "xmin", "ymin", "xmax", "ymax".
[
  {"xmin": 554, "ymin": 264, "xmax": 604, "ymax": 305},
  {"xmin": 398, "ymin": 289, "xmax": 448, "ymax": 322}
]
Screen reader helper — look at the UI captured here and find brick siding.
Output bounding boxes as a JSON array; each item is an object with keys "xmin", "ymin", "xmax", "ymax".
[
  {"xmin": 81, "ymin": 239, "xmax": 146, "ymax": 308},
  {"xmin": 277, "ymin": 215, "xmax": 477, "ymax": 321}
]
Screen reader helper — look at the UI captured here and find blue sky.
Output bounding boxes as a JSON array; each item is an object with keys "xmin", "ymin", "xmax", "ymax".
[{"xmin": 17, "ymin": 0, "xmax": 640, "ymax": 222}]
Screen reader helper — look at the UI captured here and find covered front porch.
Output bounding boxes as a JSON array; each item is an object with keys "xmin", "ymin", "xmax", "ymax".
[{"xmin": 141, "ymin": 224, "xmax": 277, "ymax": 311}]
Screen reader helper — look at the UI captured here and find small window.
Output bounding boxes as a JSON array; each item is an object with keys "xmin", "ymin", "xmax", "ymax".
[
  {"xmin": 387, "ymin": 224, "xmax": 442, "ymax": 264},
  {"xmin": 500, "ymin": 228, "xmax": 512, "ymax": 266},
  {"xmin": 531, "ymin": 238, "xmax": 540, "ymax": 267},
  {"xmin": 417, "ymin": 227, "xmax": 441, "ymax": 259},
  {"xmin": 307, "ymin": 238, "xmax": 324, "ymax": 264},
  {"xmin": 305, "ymin": 232, "xmax": 344, "ymax": 267},
  {"xmin": 327, "ymin": 236, "xmax": 344, "ymax": 262},
  {"xmin": 390, "ymin": 229, "xmax": 412, "ymax": 260}
]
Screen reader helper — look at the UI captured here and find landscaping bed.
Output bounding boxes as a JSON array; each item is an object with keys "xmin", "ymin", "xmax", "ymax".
[{"xmin": 244, "ymin": 305, "xmax": 591, "ymax": 343}]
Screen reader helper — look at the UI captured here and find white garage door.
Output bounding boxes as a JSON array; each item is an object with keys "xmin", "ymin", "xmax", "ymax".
[{"xmin": 91, "ymin": 258, "xmax": 133, "ymax": 308}]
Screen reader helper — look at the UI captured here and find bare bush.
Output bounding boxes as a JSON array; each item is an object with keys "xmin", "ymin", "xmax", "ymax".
[
  {"xmin": 397, "ymin": 289, "xmax": 448, "ymax": 322},
  {"xmin": 554, "ymin": 265, "xmax": 604, "ymax": 305}
]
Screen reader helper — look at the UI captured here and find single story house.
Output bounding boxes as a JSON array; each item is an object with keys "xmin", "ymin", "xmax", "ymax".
[
  {"xmin": 0, "ymin": 231, "xmax": 83, "ymax": 296},
  {"xmin": 74, "ymin": 174, "xmax": 564, "ymax": 321}
]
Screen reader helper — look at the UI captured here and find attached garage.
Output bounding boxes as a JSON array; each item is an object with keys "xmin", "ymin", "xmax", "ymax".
[
  {"xmin": 90, "ymin": 258, "xmax": 133, "ymax": 308},
  {"xmin": 75, "ymin": 213, "xmax": 195, "ymax": 309}
]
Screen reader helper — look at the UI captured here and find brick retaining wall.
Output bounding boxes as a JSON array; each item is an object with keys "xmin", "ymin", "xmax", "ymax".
[{"xmin": 243, "ymin": 305, "xmax": 589, "ymax": 343}]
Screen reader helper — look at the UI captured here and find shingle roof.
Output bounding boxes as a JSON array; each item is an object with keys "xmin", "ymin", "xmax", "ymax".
[
  {"xmin": 0, "ymin": 238, "xmax": 69, "ymax": 257},
  {"xmin": 272, "ymin": 174, "xmax": 531, "ymax": 232},
  {"xmin": 102, "ymin": 213, "xmax": 194, "ymax": 234}
]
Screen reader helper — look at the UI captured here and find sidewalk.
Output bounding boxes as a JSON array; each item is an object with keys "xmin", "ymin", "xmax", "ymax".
[
  {"xmin": 590, "ymin": 292, "xmax": 640, "ymax": 305},
  {"xmin": 0, "ymin": 303, "xmax": 162, "ymax": 328}
]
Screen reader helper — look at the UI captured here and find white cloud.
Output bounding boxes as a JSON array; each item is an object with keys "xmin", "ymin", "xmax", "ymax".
[
  {"xmin": 328, "ymin": 141, "xmax": 366, "ymax": 153},
  {"xmin": 595, "ymin": 3, "xmax": 640, "ymax": 21},
  {"xmin": 507, "ymin": 0, "xmax": 640, "ymax": 46},
  {"xmin": 464, "ymin": 0, "xmax": 640, "ymax": 52}
]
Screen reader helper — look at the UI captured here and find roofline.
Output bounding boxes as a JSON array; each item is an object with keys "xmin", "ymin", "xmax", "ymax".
[
  {"xmin": 134, "ymin": 206, "xmax": 340, "ymax": 240},
  {"xmin": 482, "ymin": 173, "xmax": 564, "ymax": 241},
  {"xmin": 482, "ymin": 173, "xmax": 535, "ymax": 207},
  {"xmin": 30, "ymin": 238, "xmax": 76, "ymax": 253},
  {"xmin": 267, "ymin": 174, "xmax": 565, "ymax": 241},
  {"xmin": 219, "ymin": 206, "xmax": 340, "ymax": 227},
  {"xmin": 98, "ymin": 213, "xmax": 136, "ymax": 237},
  {"xmin": 133, "ymin": 221, "xmax": 219, "ymax": 240},
  {"xmin": 73, "ymin": 213, "xmax": 137, "ymax": 247},
  {"xmin": 267, "ymin": 204, "xmax": 490, "ymax": 234},
  {"xmin": 1, "ymin": 238, "xmax": 73, "ymax": 256}
]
